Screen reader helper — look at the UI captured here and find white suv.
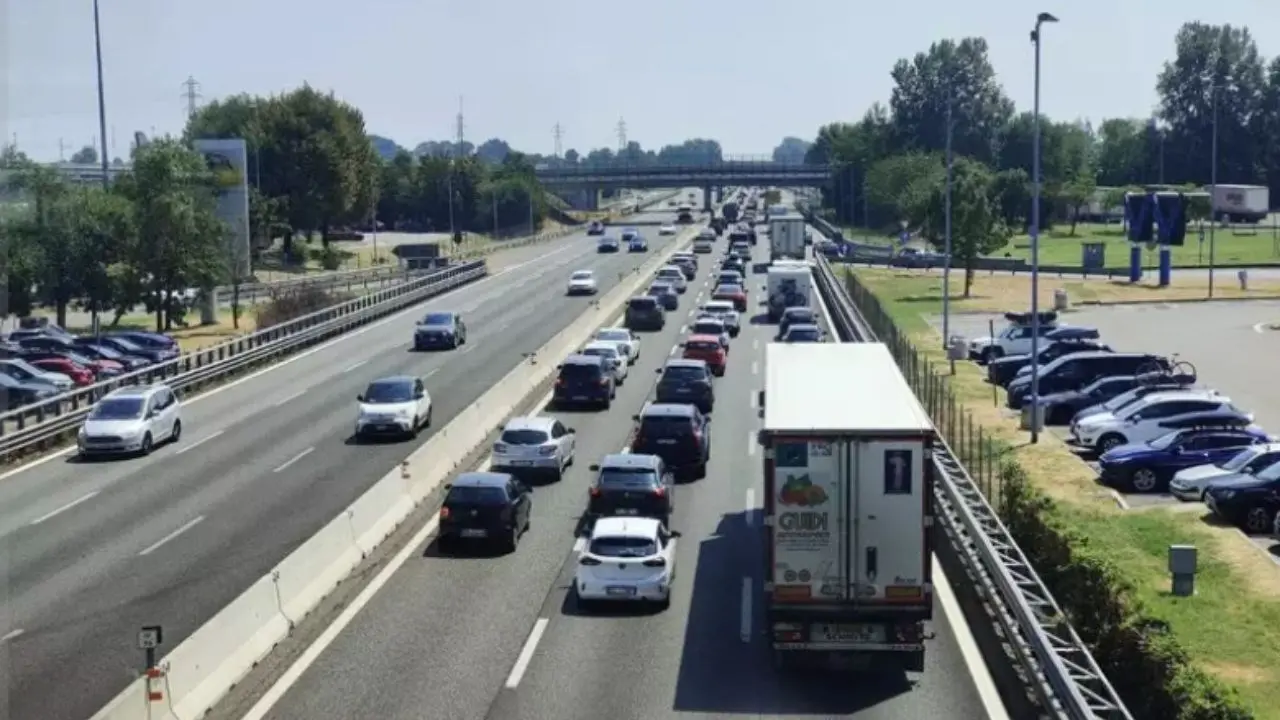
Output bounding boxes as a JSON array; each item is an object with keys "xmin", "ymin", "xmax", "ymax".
[
  {"xmin": 491, "ymin": 416, "xmax": 577, "ymax": 482},
  {"xmin": 1074, "ymin": 392, "xmax": 1247, "ymax": 453},
  {"xmin": 655, "ymin": 266, "xmax": 687, "ymax": 293},
  {"xmin": 78, "ymin": 384, "xmax": 182, "ymax": 457},
  {"xmin": 354, "ymin": 375, "xmax": 433, "ymax": 440}
]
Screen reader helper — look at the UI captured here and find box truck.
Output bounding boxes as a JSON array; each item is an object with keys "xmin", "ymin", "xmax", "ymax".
[
  {"xmin": 770, "ymin": 216, "xmax": 806, "ymax": 261},
  {"xmin": 1205, "ymin": 184, "xmax": 1269, "ymax": 223},
  {"xmin": 757, "ymin": 343, "xmax": 935, "ymax": 671},
  {"xmin": 765, "ymin": 264, "xmax": 812, "ymax": 322}
]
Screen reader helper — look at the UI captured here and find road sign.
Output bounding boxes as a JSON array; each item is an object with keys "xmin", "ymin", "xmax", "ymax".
[{"xmin": 137, "ymin": 625, "xmax": 162, "ymax": 650}]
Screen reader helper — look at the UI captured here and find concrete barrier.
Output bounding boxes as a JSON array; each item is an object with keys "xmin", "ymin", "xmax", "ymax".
[
  {"xmin": 88, "ymin": 677, "xmax": 149, "ymax": 720},
  {"xmin": 272, "ymin": 513, "xmax": 362, "ymax": 626},
  {"xmin": 345, "ymin": 473, "xmax": 415, "ymax": 556}
]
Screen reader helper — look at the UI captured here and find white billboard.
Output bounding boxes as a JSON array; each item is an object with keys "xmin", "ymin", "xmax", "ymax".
[{"xmin": 193, "ymin": 138, "xmax": 251, "ymax": 279}]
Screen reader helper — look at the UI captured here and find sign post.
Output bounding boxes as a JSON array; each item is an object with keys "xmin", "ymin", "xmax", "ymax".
[{"xmin": 138, "ymin": 625, "xmax": 164, "ymax": 702}]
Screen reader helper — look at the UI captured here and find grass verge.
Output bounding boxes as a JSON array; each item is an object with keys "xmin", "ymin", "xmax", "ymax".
[{"xmin": 850, "ymin": 266, "xmax": 1270, "ymax": 719}]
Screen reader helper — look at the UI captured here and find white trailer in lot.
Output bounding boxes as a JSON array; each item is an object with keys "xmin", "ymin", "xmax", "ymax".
[
  {"xmin": 1205, "ymin": 184, "xmax": 1269, "ymax": 223},
  {"xmin": 757, "ymin": 342, "xmax": 936, "ymax": 671}
]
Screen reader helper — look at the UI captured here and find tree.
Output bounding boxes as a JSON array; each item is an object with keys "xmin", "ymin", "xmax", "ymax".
[
  {"xmin": 772, "ymin": 137, "xmax": 812, "ymax": 164},
  {"xmin": 70, "ymin": 145, "xmax": 98, "ymax": 164},
  {"xmin": 909, "ymin": 158, "xmax": 1006, "ymax": 296}
]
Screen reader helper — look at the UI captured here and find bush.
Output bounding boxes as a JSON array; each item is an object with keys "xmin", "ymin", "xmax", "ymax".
[
  {"xmin": 311, "ymin": 245, "xmax": 351, "ymax": 271},
  {"xmin": 997, "ymin": 461, "xmax": 1253, "ymax": 720},
  {"xmin": 254, "ymin": 287, "xmax": 354, "ymax": 329}
]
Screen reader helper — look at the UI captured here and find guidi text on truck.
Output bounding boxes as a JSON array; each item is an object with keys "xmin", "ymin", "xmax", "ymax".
[{"xmin": 757, "ymin": 342, "xmax": 935, "ymax": 671}]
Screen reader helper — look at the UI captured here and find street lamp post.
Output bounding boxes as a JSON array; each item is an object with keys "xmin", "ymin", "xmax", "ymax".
[
  {"xmin": 1208, "ymin": 86, "xmax": 1218, "ymax": 298},
  {"xmin": 1028, "ymin": 11, "xmax": 1058, "ymax": 444},
  {"xmin": 92, "ymin": 0, "xmax": 110, "ymax": 188},
  {"xmin": 942, "ymin": 84, "xmax": 954, "ymax": 358}
]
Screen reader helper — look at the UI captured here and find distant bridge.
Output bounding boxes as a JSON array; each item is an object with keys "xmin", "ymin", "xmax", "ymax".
[{"xmin": 535, "ymin": 161, "xmax": 833, "ymax": 192}]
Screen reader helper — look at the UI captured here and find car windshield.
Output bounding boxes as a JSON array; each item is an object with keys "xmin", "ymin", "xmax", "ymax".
[
  {"xmin": 447, "ymin": 486, "xmax": 507, "ymax": 505},
  {"xmin": 363, "ymin": 380, "xmax": 414, "ymax": 403},
  {"xmin": 1221, "ymin": 446, "xmax": 1263, "ymax": 471},
  {"xmin": 87, "ymin": 344, "xmax": 123, "ymax": 359},
  {"xmin": 598, "ymin": 467, "xmax": 659, "ymax": 489},
  {"xmin": 571, "ymin": 271, "xmax": 592, "ymax": 280},
  {"xmin": 109, "ymin": 337, "xmax": 144, "ymax": 351},
  {"xmin": 1105, "ymin": 392, "xmax": 1144, "ymax": 412},
  {"xmin": 500, "ymin": 429, "xmax": 549, "ymax": 445},
  {"xmin": 421, "ymin": 313, "xmax": 453, "ymax": 325},
  {"xmin": 64, "ymin": 352, "xmax": 93, "ymax": 365},
  {"xmin": 583, "ymin": 347, "xmax": 617, "ymax": 360},
  {"xmin": 648, "ymin": 285, "xmax": 670, "ymax": 295},
  {"xmin": 1147, "ymin": 431, "xmax": 1182, "ymax": 450},
  {"xmin": 663, "ymin": 366, "xmax": 705, "ymax": 380},
  {"xmin": 658, "ymin": 269, "xmax": 681, "ymax": 277},
  {"xmin": 89, "ymin": 397, "xmax": 146, "ymax": 420},
  {"xmin": 692, "ymin": 322, "xmax": 722, "ymax": 335},
  {"xmin": 596, "ymin": 330, "xmax": 629, "ymax": 342},
  {"xmin": 589, "ymin": 536, "xmax": 658, "ymax": 558}
]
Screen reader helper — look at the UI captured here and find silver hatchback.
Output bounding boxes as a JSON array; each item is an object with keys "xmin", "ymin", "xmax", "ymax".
[{"xmin": 491, "ymin": 416, "xmax": 577, "ymax": 482}]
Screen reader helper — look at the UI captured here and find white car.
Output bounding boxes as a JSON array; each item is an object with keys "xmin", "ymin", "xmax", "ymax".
[
  {"xmin": 693, "ymin": 237, "xmax": 714, "ymax": 253},
  {"xmin": 655, "ymin": 266, "xmax": 688, "ymax": 293},
  {"xmin": 491, "ymin": 415, "xmax": 576, "ymax": 481},
  {"xmin": 699, "ymin": 301, "xmax": 740, "ymax": 336},
  {"xmin": 594, "ymin": 327, "xmax": 640, "ymax": 364},
  {"xmin": 1169, "ymin": 442, "xmax": 1280, "ymax": 501},
  {"xmin": 574, "ymin": 516, "xmax": 676, "ymax": 608},
  {"xmin": 77, "ymin": 384, "xmax": 182, "ymax": 457},
  {"xmin": 658, "ymin": 224, "xmax": 676, "ymax": 236},
  {"xmin": 1073, "ymin": 392, "xmax": 1246, "ymax": 452},
  {"xmin": 354, "ymin": 375, "xmax": 433, "ymax": 440},
  {"xmin": 566, "ymin": 270, "xmax": 598, "ymax": 296},
  {"xmin": 581, "ymin": 341, "xmax": 628, "ymax": 385},
  {"xmin": 689, "ymin": 317, "xmax": 730, "ymax": 351}
]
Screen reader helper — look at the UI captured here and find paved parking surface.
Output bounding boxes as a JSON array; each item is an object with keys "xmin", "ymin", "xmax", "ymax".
[{"xmin": 934, "ymin": 301, "xmax": 1280, "ymax": 559}]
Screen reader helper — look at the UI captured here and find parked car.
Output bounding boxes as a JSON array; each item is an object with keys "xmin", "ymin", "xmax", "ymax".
[
  {"xmin": 1033, "ymin": 375, "xmax": 1142, "ymax": 426},
  {"xmin": 1205, "ymin": 462, "xmax": 1280, "ymax": 533},
  {"xmin": 1073, "ymin": 394, "xmax": 1248, "ymax": 453},
  {"xmin": 0, "ymin": 372, "xmax": 58, "ymax": 410},
  {"xmin": 0, "ymin": 358, "xmax": 73, "ymax": 391},
  {"xmin": 1171, "ymin": 442, "xmax": 1280, "ymax": 501},
  {"xmin": 29, "ymin": 357, "xmax": 95, "ymax": 386},
  {"xmin": 1096, "ymin": 417, "xmax": 1267, "ymax": 493}
]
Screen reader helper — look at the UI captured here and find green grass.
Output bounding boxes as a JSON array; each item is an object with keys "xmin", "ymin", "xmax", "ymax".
[{"xmin": 860, "ymin": 266, "xmax": 1280, "ymax": 715}]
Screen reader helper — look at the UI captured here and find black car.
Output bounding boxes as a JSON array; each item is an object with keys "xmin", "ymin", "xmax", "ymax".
[
  {"xmin": 646, "ymin": 283, "xmax": 679, "ymax": 311},
  {"xmin": 437, "ymin": 472, "xmax": 531, "ymax": 553},
  {"xmin": 413, "ymin": 311, "xmax": 468, "ymax": 350},
  {"xmin": 73, "ymin": 342, "xmax": 150, "ymax": 370},
  {"xmin": 670, "ymin": 256, "xmax": 697, "ymax": 280},
  {"xmin": 1006, "ymin": 352, "xmax": 1170, "ymax": 410},
  {"xmin": 778, "ymin": 307, "xmax": 817, "ymax": 337},
  {"xmin": 631, "ymin": 403, "xmax": 712, "ymax": 479},
  {"xmin": 625, "ymin": 296, "xmax": 665, "ymax": 331},
  {"xmin": 654, "ymin": 359, "xmax": 715, "ymax": 413},
  {"xmin": 1035, "ymin": 375, "xmax": 1141, "ymax": 425},
  {"xmin": 73, "ymin": 335, "xmax": 166, "ymax": 364},
  {"xmin": 586, "ymin": 453, "xmax": 675, "ymax": 525},
  {"xmin": 1205, "ymin": 466, "xmax": 1280, "ymax": 533},
  {"xmin": 988, "ymin": 340, "xmax": 1112, "ymax": 388},
  {"xmin": 553, "ymin": 354, "xmax": 616, "ymax": 409}
]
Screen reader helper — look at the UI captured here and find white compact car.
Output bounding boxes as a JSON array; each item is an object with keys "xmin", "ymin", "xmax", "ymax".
[
  {"xmin": 78, "ymin": 384, "xmax": 182, "ymax": 457},
  {"xmin": 699, "ymin": 301, "xmax": 740, "ymax": 336},
  {"xmin": 689, "ymin": 317, "xmax": 730, "ymax": 351},
  {"xmin": 566, "ymin": 270, "xmax": 598, "ymax": 296},
  {"xmin": 1170, "ymin": 442, "xmax": 1280, "ymax": 501},
  {"xmin": 491, "ymin": 415, "xmax": 576, "ymax": 481},
  {"xmin": 354, "ymin": 376, "xmax": 433, "ymax": 440},
  {"xmin": 658, "ymin": 224, "xmax": 676, "ymax": 236},
  {"xmin": 1073, "ymin": 392, "xmax": 1245, "ymax": 452},
  {"xmin": 593, "ymin": 327, "xmax": 640, "ymax": 364},
  {"xmin": 574, "ymin": 516, "xmax": 676, "ymax": 608},
  {"xmin": 581, "ymin": 341, "xmax": 629, "ymax": 385},
  {"xmin": 655, "ymin": 266, "xmax": 688, "ymax": 293},
  {"xmin": 693, "ymin": 237, "xmax": 714, "ymax": 253}
]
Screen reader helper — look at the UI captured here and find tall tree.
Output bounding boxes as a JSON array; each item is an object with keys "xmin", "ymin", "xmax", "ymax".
[{"xmin": 69, "ymin": 145, "xmax": 98, "ymax": 164}]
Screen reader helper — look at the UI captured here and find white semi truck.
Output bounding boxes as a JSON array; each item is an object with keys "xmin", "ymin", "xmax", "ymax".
[
  {"xmin": 757, "ymin": 342, "xmax": 935, "ymax": 671},
  {"xmin": 769, "ymin": 216, "xmax": 806, "ymax": 261}
]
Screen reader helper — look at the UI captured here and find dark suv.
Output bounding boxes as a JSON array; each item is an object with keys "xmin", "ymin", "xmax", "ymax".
[
  {"xmin": 654, "ymin": 359, "xmax": 715, "ymax": 413},
  {"xmin": 631, "ymin": 403, "xmax": 711, "ymax": 479},
  {"xmin": 625, "ymin": 296, "xmax": 665, "ymax": 331},
  {"xmin": 586, "ymin": 453, "xmax": 675, "ymax": 525},
  {"xmin": 437, "ymin": 471, "xmax": 531, "ymax": 553},
  {"xmin": 554, "ymin": 354, "xmax": 616, "ymax": 409}
]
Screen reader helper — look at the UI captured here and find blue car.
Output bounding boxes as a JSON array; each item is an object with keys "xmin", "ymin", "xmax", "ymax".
[
  {"xmin": 1204, "ymin": 467, "xmax": 1280, "ymax": 533},
  {"xmin": 1098, "ymin": 424, "xmax": 1268, "ymax": 494}
]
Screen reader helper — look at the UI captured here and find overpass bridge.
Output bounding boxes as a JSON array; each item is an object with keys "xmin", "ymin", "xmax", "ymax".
[{"xmin": 535, "ymin": 161, "xmax": 833, "ymax": 210}]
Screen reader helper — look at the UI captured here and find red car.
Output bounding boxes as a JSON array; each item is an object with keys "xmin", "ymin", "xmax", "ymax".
[
  {"xmin": 682, "ymin": 334, "xmax": 727, "ymax": 376},
  {"xmin": 712, "ymin": 283, "xmax": 748, "ymax": 312},
  {"xmin": 30, "ymin": 357, "xmax": 95, "ymax": 386}
]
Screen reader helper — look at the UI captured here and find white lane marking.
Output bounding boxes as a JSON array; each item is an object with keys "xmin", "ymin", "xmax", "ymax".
[
  {"xmin": 748, "ymin": 391, "xmax": 757, "ymax": 409},
  {"xmin": 423, "ymin": 367, "xmax": 440, "ymax": 380},
  {"xmin": 0, "ymin": 241, "xmax": 584, "ymax": 484},
  {"xmin": 342, "ymin": 360, "xmax": 368, "ymax": 373},
  {"xmin": 29, "ymin": 491, "xmax": 98, "ymax": 525},
  {"xmin": 175, "ymin": 429, "xmax": 224, "ymax": 455},
  {"xmin": 1253, "ymin": 321, "xmax": 1269, "ymax": 334},
  {"xmin": 506, "ymin": 617, "xmax": 550, "ymax": 689},
  {"xmin": 935, "ymin": 557, "xmax": 1010, "ymax": 718},
  {"xmin": 139, "ymin": 515, "xmax": 204, "ymax": 556},
  {"xmin": 1, "ymin": 629, "xmax": 23, "ymax": 642},
  {"xmin": 752, "ymin": 339, "xmax": 759, "ymax": 350},
  {"xmin": 750, "ymin": 361, "xmax": 758, "ymax": 375},
  {"xmin": 273, "ymin": 447, "xmax": 314, "ymax": 473},
  {"xmin": 747, "ymin": 434, "xmax": 756, "ymax": 456},
  {"xmin": 739, "ymin": 577, "xmax": 752, "ymax": 642},
  {"xmin": 271, "ymin": 389, "xmax": 306, "ymax": 407},
  {"xmin": 745, "ymin": 489, "xmax": 756, "ymax": 526}
]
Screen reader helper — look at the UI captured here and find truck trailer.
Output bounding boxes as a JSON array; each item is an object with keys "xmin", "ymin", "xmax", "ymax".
[
  {"xmin": 758, "ymin": 342, "xmax": 935, "ymax": 671},
  {"xmin": 769, "ymin": 216, "xmax": 807, "ymax": 261}
]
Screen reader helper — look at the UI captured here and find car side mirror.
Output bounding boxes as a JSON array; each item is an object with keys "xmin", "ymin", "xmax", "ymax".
[
  {"xmin": 655, "ymin": 368, "xmax": 663, "ymax": 373},
  {"xmin": 356, "ymin": 395, "xmax": 363, "ymax": 402},
  {"xmin": 588, "ymin": 464, "xmax": 600, "ymax": 471},
  {"xmin": 631, "ymin": 414, "xmax": 640, "ymax": 421},
  {"xmin": 567, "ymin": 427, "xmax": 576, "ymax": 434},
  {"xmin": 415, "ymin": 391, "xmax": 425, "ymax": 399}
]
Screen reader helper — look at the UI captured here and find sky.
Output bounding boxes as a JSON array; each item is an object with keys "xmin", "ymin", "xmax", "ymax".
[{"xmin": 5, "ymin": 0, "xmax": 1280, "ymax": 163}]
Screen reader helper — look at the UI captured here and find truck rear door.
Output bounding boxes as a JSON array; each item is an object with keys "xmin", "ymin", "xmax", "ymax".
[
  {"xmin": 769, "ymin": 436, "xmax": 849, "ymax": 603},
  {"xmin": 850, "ymin": 438, "xmax": 931, "ymax": 608}
]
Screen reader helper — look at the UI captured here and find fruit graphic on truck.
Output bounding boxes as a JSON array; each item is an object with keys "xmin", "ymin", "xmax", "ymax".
[{"xmin": 779, "ymin": 474, "xmax": 828, "ymax": 506}]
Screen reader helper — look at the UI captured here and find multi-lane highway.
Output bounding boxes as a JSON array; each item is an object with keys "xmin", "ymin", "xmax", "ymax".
[
  {"xmin": 1, "ymin": 193, "xmax": 702, "ymax": 720},
  {"xmin": 212, "ymin": 216, "xmax": 1005, "ymax": 720}
]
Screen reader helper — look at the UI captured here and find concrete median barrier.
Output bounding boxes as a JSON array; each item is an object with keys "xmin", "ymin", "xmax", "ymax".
[
  {"xmin": 345, "ymin": 473, "xmax": 415, "ymax": 556},
  {"xmin": 272, "ymin": 514, "xmax": 362, "ymax": 626}
]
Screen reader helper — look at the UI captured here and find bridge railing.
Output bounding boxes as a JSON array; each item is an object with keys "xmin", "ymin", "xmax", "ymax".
[{"xmin": 535, "ymin": 161, "xmax": 832, "ymax": 179}]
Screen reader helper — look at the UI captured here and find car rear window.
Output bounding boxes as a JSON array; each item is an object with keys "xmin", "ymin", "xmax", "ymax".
[
  {"xmin": 598, "ymin": 467, "xmax": 659, "ymax": 489},
  {"xmin": 500, "ymin": 429, "xmax": 549, "ymax": 445},
  {"xmin": 715, "ymin": 285, "xmax": 743, "ymax": 294},
  {"xmin": 658, "ymin": 269, "xmax": 681, "ymax": 277},
  {"xmin": 629, "ymin": 298, "xmax": 657, "ymax": 309},
  {"xmin": 422, "ymin": 313, "xmax": 453, "ymax": 325},
  {"xmin": 589, "ymin": 536, "xmax": 658, "ymax": 557},
  {"xmin": 640, "ymin": 415, "xmax": 695, "ymax": 437},
  {"xmin": 447, "ymin": 486, "xmax": 508, "ymax": 505},
  {"xmin": 559, "ymin": 363, "xmax": 602, "ymax": 379},
  {"xmin": 686, "ymin": 341, "xmax": 720, "ymax": 352},
  {"xmin": 692, "ymin": 323, "xmax": 721, "ymax": 335},
  {"xmin": 663, "ymin": 365, "xmax": 706, "ymax": 380}
]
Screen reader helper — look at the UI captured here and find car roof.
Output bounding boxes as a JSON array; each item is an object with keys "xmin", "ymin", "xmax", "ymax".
[
  {"xmin": 596, "ymin": 327, "xmax": 632, "ymax": 335},
  {"xmin": 1127, "ymin": 391, "xmax": 1227, "ymax": 407},
  {"xmin": 665, "ymin": 358, "xmax": 708, "ymax": 369},
  {"xmin": 583, "ymin": 341, "xmax": 620, "ymax": 352},
  {"xmin": 599, "ymin": 452, "xmax": 661, "ymax": 469},
  {"xmin": 104, "ymin": 384, "xmax": 165, "ymax": 398},
  {"xmin": 692, "ymin": 317, "xmax": 724, "ymax": 325},
  {"xmin": 590, "ymin": 516, "xmax": 661, "ymax": 539},
  {"xmin": 503, "ymin": 415, "xmax": 556, "ymax": 432},
  {"xmin": 787, "ymin": 324, "xmax": 821, "ymax": 331},
  {"xmin": 784, "ymin": 306, "xmax": 815, "ymax": 316},
  {"xmin": 686, "ymin": 334, "xmax": 721, "ymax": 343},
  {"xmin": 703, "ymin": 300, "xmax": 733, "ymax": 309},
  {"xmin": 571, "ymin": 269, "xmax": 593, "ymax": 275},
  {"xmin": 452, "ymin": 471, "xmax": 514, "ymax": 488},
  {"xmin": 641, "ymin": 402, "xmax": 699, "ymax": 417},
  {"xmin": 562, "ymin": 353, "xmax": 605, "ymax": 366},
  {"xmin": 658, "ymin": 265, "xmax": 682, "ymax": 272}
]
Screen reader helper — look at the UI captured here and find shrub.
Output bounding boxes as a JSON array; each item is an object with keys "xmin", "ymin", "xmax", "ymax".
[{"xmin": 254, "ymin": 287, "xmax": 354, "ymax": 330}]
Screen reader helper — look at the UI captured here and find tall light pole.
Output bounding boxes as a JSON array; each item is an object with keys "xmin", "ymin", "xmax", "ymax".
[
  {"xmin": 1028, "ymin": 11, "xmax": 1057, "ymax": 444},
  {"xmin": 942, "ymin": 83, "xmax": 954, "ymax": 355},
  {"xmin": 92, "ymin": 0, "xmax": 110, "ymax": 188},
  {"xmin": 1208, "ymin": 84, "xmax": 1219, "ymax": 298}
]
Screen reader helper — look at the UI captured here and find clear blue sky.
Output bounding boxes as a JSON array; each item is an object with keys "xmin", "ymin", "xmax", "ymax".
[{"xmin": 7, "ymin": 0, "xmax": 1279, "ymax": 162}]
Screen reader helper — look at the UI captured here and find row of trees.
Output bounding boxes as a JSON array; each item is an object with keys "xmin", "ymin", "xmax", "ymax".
[{"xmin": 805, "ymin": 22, "xmax": 1268, "ymax": 294}]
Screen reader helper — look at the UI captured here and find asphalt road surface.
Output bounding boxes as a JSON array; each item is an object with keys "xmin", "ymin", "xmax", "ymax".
[
  {"xmin": 0, "ymin": 198, "xmax": 698, "ymax": 720},
  {"xmin": 231, "ymin": 229, "xmax": 998, "ymax": 720}
]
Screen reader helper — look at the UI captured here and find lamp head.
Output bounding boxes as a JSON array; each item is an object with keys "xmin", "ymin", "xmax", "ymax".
[{"xmin": 1037, "ymin": 12, "xmax": 1059, "ymax": 24}]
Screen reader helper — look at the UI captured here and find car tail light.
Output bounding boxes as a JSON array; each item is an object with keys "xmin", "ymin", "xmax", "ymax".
[
  {"xmin": 642, "ymin": 558, "xmax": 666, "ymax": 567},
  {"xmin": 579, "ymin": 556, "xmax": 602, "ymax": 566},
  {"xmin": 653, "ymin": 487, "xmax": 666, "ymax": 498},
  {"xmin": 588, "ymin": 487, "xmax": 601, "ymax": 497},
  {"xmin": 439, "ymin": 506, "xmax": 451, "ymax": 520},
  {"xmin": 538, "ymin": 446, "xmax": 556, "ymax": 456},
  {"xmin": 556, "ymin": 378, "xmax": 566, "ymax": 387},
  {"xmin": 599, "ymin": 378, "xmax": 609, "ymax": 386}
]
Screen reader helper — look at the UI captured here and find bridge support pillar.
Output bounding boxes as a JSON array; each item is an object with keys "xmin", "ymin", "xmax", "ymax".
[
  {"xmin": 559, "ymin": 189, "xmax": 599, "ymax": 211},
  {"xmin": 703, "ymin": 185, "xmax": 713, "ymax": 212}
]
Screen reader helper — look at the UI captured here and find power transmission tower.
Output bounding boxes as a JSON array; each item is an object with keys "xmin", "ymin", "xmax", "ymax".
[
  {"xmin": 615, "ymin": 117, "xmax": 627, "ymax": 153},
  {"xmin": 182, "ymin": 76, "xmax": 202, "ymax": 118},
  {"xmin": 553, "ymin": 122, "xmax": 564, "ymax": 158}
]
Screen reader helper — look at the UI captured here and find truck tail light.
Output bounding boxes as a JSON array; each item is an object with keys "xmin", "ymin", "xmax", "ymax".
[{"xmin": 772, "ymin": 622, "xmax": 803, "ymax": 642}]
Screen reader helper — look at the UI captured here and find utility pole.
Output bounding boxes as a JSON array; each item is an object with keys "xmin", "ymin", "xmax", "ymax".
[
  {"xmin": 182, "ymin": 76, "xmax": 202, "ymax": 119},
  {"xmin": 616, "ymin": 117, "xmax": 627, "ymax": 154},
  {"xmin": 448, "ymin": 96, "xmax": 463, "ymax": 240},
  {"xmin": 553, "ymin": 122, "xmax": 564, "ymax": 159}
]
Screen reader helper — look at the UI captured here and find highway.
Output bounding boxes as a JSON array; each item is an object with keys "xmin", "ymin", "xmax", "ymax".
[
  {"xmin": 219, "ymin": 218, "xmax": 1002, "ymax": 720},
  {"xmin": 0, "ymin": 193, "xmax": 702, "ymax": 720}
]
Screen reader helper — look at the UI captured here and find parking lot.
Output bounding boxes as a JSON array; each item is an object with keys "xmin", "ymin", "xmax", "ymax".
[{"xmin": 935, "ymin": 300, "xmax": 1280, "ymax": 560}]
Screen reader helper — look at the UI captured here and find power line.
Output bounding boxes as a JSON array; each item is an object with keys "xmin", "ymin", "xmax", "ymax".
[
  {"xmin": 616, "ymin": 117, "xmax": 627, "ymax": 153},
  {"xmin": 182, "ymin": 76, "xmax": 202, "ymax": 118},
  {"xmin": 553, "ymin": 122, "xmax": 564, "ymax": 158}
]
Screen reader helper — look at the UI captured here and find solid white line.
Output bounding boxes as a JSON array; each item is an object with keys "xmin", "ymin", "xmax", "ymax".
[
  {"xmin": 271, "ymin": 389, "xmax": 306, "ymax": 407},
  {"xmin": 739, "ymin": 577, "xmax": 752, "ymax": 642},
  {"xmin": 175, "ymin": 429, "xmax": 223, "ymax": 455},
  {"xmin": 0, "ymin": 629, "xmax": 23, "ymax": 642},
  {"xmin": 139, "ymin": 515, "xmax": 204, "ymax": 556},
  {"xmin": 29, "ymin": 491, "xmax": 98, "ymax": 525},
  {"xmin": 934, "ymin": 557, "xmax": 1010, "ymax": 718},
  {"xmin": 505, "ymin": 617, "xmax": 550, "ymax": 689},
  {"xmin": 342, "ymin": 360, "xmax": 368, "ymax": 373},
  {"xmin": 273, "ymin": 447, "xmax": 314, "ymax": 473}
]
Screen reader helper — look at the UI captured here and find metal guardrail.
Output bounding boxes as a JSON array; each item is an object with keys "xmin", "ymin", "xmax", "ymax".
[
  {"xmin": 0, "ymin": 262, "xmax": 488, "ymax": 459},
  {"xmin": 810, "ymin": 252, "xmax": 1131, "ymax": 720}
]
